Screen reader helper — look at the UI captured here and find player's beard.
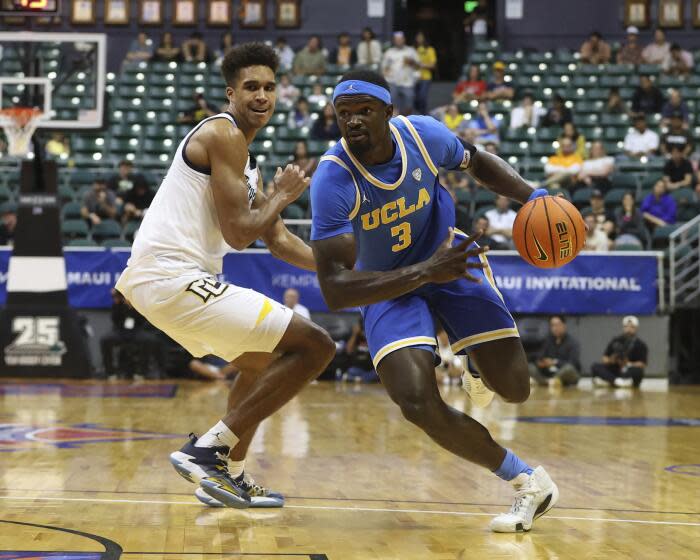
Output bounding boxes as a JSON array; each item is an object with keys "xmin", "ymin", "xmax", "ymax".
[{"xmin": 345, "ymin": 135, "xmax": 373, "ymax": 156}]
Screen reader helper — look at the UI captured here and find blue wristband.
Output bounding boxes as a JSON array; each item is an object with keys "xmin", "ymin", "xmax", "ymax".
[{"xmin": 527, "ymin": 188, "xmax": 548, "ymax": 202}]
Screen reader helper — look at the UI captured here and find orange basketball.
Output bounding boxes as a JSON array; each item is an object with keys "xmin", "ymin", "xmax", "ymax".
[{"xmin": 512, "ymin": 196, "xmax": 586, "ymax": 268}]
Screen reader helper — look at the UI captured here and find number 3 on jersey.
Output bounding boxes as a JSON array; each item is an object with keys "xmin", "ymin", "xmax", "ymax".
[{"xmin": 390, "ymin": 222, "xmax": 412, "ymax": 252}]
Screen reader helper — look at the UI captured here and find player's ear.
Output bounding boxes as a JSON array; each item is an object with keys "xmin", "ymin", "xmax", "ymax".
[
  {"xmin": 385, "ymin": 104, "xmax": 394, "ymax": 122},
  {"xmin": 225, "ymin": 86, "xmax": 235, "ymax": 102}
]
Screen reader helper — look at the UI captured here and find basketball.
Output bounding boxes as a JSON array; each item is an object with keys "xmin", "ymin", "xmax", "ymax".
[{"xmin": 512, "ymin": 196, "xmax": 586, "ymax": 268}]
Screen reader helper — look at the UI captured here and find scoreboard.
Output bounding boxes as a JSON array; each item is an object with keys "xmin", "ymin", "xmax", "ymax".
[{"xmin": 0, "ymin": 0, "xmax": 61, "ymax": 16}]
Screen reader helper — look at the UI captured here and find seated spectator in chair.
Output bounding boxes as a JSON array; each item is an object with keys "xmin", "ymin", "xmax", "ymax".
[
  {"xmin": 0, "ymin": 203, "xmax": 17, "ymax": 245},
  {"xmin": 462, "ymin": 101, "xmax": 499, "ymax": 146},
  {"xmin": 155, "ymin": 32, "xmax": 180, "ymax": 62},
  {"xmin": 577, "ymin": 141, "xmax": 615, "ymax": 190},
  {"xmin": 101, "ymin": 289, "xmax": 164, "ymax": 379},
  {"xmin": 287, "ymin": 97, "xmax": 313, "ymax": 129},
  {"xmin": 81, "ymin": 179, "xmax": 118, "ymax": 227},
  {"xmin": 125, "ymin": 32, "xmax": 153, "ymax": 63},
  {"xmin": 485, "ymin": 195, "xmax": 517, "ymax": 249},
  {"xmin": 605, "ymin": 87, "xmax": 628, "ymax": 115},
  {"xmin": 662, "ymin": 43, "xmax": 693, "ymax": 77},
  {"xmin": 277, "ymin": 73, "xmax": 300, "ymax": 106},
  {"xmin": 121, "ymin": 180, "xmax": 154, "ymax": 225},
  {"xmin": 177, "ymin": 92, "xmax": 218, "ymax": 124},
  {"xmin": 307, "ymin": 83, "xmax": 329, "ymax": 106},
  {"xmin": 330, "ymin": 32, "xmax": 355, "ymax": 67},
  {"xmin": 661, "ymin": 89, "xmax": 690, "ymax": 128},
  {"xmin": 544, "ymin": 137, "xmax": 583, "ymax": 189},
  {"xmin": 471, "ymin": 215, "xmax": 497, "ymax": 249},
  {"xmin": 558, "ymin": 122, "xmax": 587, "ymax": 159},
  {"xmin": 310, "ymin": 103, "xmax": 340, "ymax": 141},
  {"xmin": 291, "ymin": 140, "xmax": 318, "ymax": 177},
  {"xmin": 356, "ymin": 27, "xmax": 382, "ymax": 67},
  {"xmin": 509, "ymin": 92, "xmax": 545, "ymax": 129},
  {"xmin": 615, "ymin": 192, "xmax": 650, "ymax": 248},
  {"xmin": 540, "ymin": 94, "xmax": 572, "ymax": 127},
  {"xmin": 283, "ymin": 288, "xmax": 310, "ymax": 319},
  {"xmin": 641, "ymin": 180, "xmax": 676, "ymax": 230},
  {"xmin": 181, "ymin": 32, "xmax": 208, "ymax": 63},
  {"xmin": 483, "ymin": 61, "xmax": 514, "ymax": 101},
  {"xmin": 107, "ymin": 160, "xmax": 149, "ymax": 196},
  {"xmin": 579, "ymin": 31, "xmax": 611, "ymax": 64},
  {"xmin": 441, "ymin": 104, "xmax": 466, "ymax": 133},
  {"xmin": 583, "ymin": 213, "xmax": 611, "ymax": 252},
  {"xmin": 592, "ymin": 316, "xmax": 648, "ymax": 388},
  {"xmin": 293, "ymin": 35, "xmax": 327, "ymax": 76},
  {"xmin": 624, "ymin": 115, "xmax": 659, "ymax": 158},
  {"xmin": 631, "ymin": 75, "xmax": 664, "ymax": 116},
  {"xmin": 617, "ymin": 26, "xmax": 643, "ymax": 65},
  {"xmin": 528, "ymin": 315, "xmax": 581, "ymax": 388},
  {"xmin": 659, "ymin": 146, "xmax": 693, "ymax": 192},
  {"xmin": 642, "ymin": 29, "xmax": 670, "ymax": 65},
  {"xmin": 274, "ymin": 37, "xmax": 295, "ymax": 73},
  {"xmin": 343, "ymin": 320, "xmax": 378, "ymax": 383},
  {"xmin": 661, "ymin": 112, "xmax": 692, "ymax": 157},
  {"xmin": 589, "ymin": 189, "xmax": 615, "ymax": 235},
  {"xmin": 214, "ymin": 32, "xmax": 234, "ymax": 66},
  {"xmin": 45, "ymin": 132, "xmax": 70, "ymax": 159},
  {"xmin": 452, "ymin": 64, "xmax": 487, "ymax": 103}
]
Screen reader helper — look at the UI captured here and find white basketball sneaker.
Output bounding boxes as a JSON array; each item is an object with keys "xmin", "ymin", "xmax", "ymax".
[
  {"xmin": 461, "ymin": 359, "xmax": 494, "ymax": 408},
  {"xmin": 489, "ymin": 466, "xmax": 559, "ymax": 533}
]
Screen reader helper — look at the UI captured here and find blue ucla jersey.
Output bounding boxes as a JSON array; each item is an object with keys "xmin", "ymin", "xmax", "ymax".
[{"xmin": 311, "ymin": 115, "xmax": 466, "ymax": 271}]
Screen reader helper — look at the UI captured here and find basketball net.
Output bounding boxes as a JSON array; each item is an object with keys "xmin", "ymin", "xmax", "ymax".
[{"xmin": 0, "ymin": 107, "xmax": 44, "ymax": 157}]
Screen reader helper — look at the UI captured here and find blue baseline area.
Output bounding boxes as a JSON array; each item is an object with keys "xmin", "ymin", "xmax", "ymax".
[
  {"xmin": 516, "ymin": 416, "xmax": 700, "ymax": 427},
  {"xmin": 0, "ymin": 249, "xmax": 661, "ymax": 314}
]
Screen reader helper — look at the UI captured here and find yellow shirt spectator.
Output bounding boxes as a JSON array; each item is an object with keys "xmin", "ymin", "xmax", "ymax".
[
  {"xmin": 417, "ymin": 45, "xmax": 437, "ymax": 81},
  {"xmin": 547, "ymin": 153, "xmax": 583, "ymax": 169}
]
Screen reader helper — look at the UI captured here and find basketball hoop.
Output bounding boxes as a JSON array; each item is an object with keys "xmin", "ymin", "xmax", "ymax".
[{"xmin": 0, "ymin": 107, "xmax": 45, "ymax": 157}]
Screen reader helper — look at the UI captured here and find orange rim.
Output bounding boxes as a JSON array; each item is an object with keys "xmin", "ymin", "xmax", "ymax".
[{"xmin": 0, "ymin": 107, "xmax": 43, "ymax": 128}]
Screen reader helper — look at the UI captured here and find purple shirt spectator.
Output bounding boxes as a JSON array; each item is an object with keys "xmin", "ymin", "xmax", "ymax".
[{"xmin": 641, "ymin": 192, "xmax": 676, "ymax": 224}]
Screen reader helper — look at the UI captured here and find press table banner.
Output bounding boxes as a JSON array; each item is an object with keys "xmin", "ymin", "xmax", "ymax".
[{"xmin": 0, "ymin": 249, "xmax": 660, "ymax": 314}]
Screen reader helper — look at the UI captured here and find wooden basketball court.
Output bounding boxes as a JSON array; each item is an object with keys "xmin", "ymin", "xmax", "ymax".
[{"xmin": 1, "ymin": 378, "xmax": 699, "ymax": 559}]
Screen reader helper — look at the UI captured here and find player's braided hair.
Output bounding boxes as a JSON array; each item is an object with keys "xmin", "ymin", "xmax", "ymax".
[
  {"xmin": 221, "ymin": 42, "xmax": 279, "ymax": 86},
  {"xmin": 337, "ymin": 69, "xmax": 391, "ymax": 94}
]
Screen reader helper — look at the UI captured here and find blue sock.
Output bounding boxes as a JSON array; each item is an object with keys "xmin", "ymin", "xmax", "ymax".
[{"xmin": 493, "ymin": 449, "xmax": 534, "ymax": 481}]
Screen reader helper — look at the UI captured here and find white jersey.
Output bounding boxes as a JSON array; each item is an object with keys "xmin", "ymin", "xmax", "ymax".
[{"xmin": 120, "ymin": 112, "xmax": 259, "ymax": 288}]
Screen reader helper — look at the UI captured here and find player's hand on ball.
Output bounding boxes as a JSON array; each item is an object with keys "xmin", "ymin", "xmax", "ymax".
[
  {"xmin": 273, "ymin": 164, "xmax": 311, "ymax": 204},
  {"xmin": 423, "ymin": 228, "xmax": 488, "ymax": 284}
]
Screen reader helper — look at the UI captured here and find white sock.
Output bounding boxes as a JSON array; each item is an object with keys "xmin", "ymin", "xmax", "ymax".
[
  {"xmin": 195, "ymin": 421, "xmax": 239, "ymax": 449},
  {"xmin": 228, "ymin": 459, "xmax": 245, "ymax": 479}
]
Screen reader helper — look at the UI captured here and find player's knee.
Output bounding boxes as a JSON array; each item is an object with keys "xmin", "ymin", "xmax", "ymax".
[
  {"xmin": 501, "ymin": 376, "xmax": 530, "ymax": 403},
  {"xmin": 302, "ymin": 325, "xmax": 336, "ymax": 373},
  {"xmin": 396, "ymin": 393, "xmax": 441, "ymax": 428}
]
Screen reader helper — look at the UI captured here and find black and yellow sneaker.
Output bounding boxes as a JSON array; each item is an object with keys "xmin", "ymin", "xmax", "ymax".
[
  {"xmin": 169, "ymin": 434, "xmax": 250, "ymax": 509},
  {"xmin": 195, "ymin": 471, "xmax": 284, "ymax": 508}
]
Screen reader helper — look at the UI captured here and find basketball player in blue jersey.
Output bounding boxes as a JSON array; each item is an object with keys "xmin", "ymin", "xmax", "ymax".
[{"xmin": 310, "ymin": 70, "xmax": 558, "ymax": 533}]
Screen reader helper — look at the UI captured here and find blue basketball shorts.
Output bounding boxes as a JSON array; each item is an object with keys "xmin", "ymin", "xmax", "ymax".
[{"xmin": 361, "ymin": 247, "xmax": 519, "ymax": 370}]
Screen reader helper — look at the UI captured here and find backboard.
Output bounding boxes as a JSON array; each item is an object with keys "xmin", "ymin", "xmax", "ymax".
[{"xmin": 0, "ymin": 31, "xmax": 106, "ymax": 129}]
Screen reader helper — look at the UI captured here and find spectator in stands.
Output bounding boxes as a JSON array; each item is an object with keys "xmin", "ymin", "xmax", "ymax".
[
  {"xmin": 615, "ymin": 192, "xmax": 649, "ymax": 248},
  {"xmin": 330, "ymin": 32, "xmax": 355, "ymax": 67},
  {"xmin": 293, "ymin": 35, "xmax": 326, "ymax": 76},
  {"xmin": 578, "ymin": 141, "xmax": 615, "ymax": 191},
  {"xmin": 81, "ymin": 178, "xmax": 118, "ymax": 226},
  {"xmin": 155, "ymin": 32, "xmax": 180, "ymax": 62},
  {"xmin": 661, "ymin": 89, "xmax": 690, "ymax": 127},
  {"xmin": 579, "ymin": 31, "xmax": 611, "ymax": 64},
  {"xmin": 283, "ymin": 288, "xmax": 310, "ymax": 319},
  {"xmin": 287, "ymin": 97, "xmax": 313, "ymax": 129},
  {"xmin": 544, "ymin": 137, "xmax": 583, "ymax": 189},
  {"xmin": 661, "ymin": 112, "xmax": 692, "ymax": 157},
  {"xmin": 589, "ymin": 189, "xmax": 615, "ymax": 234},
  {"xmin": 592, "ymin": 316, "xmax": 648, "ymax": 388},
  {"xmin": 307, "ymin": 83, "xmax": 329, "ymax": 105},
  {"xmin": 107, "ymin": 160, "xmax": 148, "ymax": 195},
  {"xmin": 453, "ymin": 64, "xmax": 487, "ymax": 103},
  {"xmin": 485, "ymin": 195, "xmax": 517, "ymax": 249},
  {"xmin": 291, "ymin": 140, "xmax": 317, "ymax": 176},
  {"xmin": 558, "ymin": 122, "xmax": 587, "ymax": 159},
  {"xmin": 443, "ymin": 170, "xmax": 470, "ymax": 195},
  {"xmin": 658, "ymin": 145, "xmax": 694, "ymax": 192},
  {"xmin": 177, "ymin": 92, "xmax": 217, "ymax": 124},
  {"xmin": 121, "ymin": 180, "xmax": 153, "ymax": 225},
  {"xmin": 642, "ymin": 180, "xmax": 676, "ymax": 229},
  {"xmin": 662, "ymin": 43, "xmax": 693, "ymax": 76},
  {"xmin": 605, "ymin": 87, "xmax": 628, "ymax": 115},
  {"xmin": 274, "ymin": 37, "xmax": 295, "ymax": 72},
  {"xmin": 642, "ymin": 29, "xmax": 671, "ymax": 65},
  {"xmin": 617, "ymin": 26, "xmax": 643, "ymax": 65},
  {"xmin": 414, "ymin": 31, "xmax": 437, "ymax": 114},
  {"xmin": 483, "ymin": 61, "xmax": 514, "ymax": 100},
  {"xmin": 462, "ymin": 101, "xmax": 499, "ymax": 146},
  {"xmin": 540, "ymin": 94, "xmax": 572, "ymax": 127},
  {"xmin": 181, "ymin": 32, "xmax": 208, "ymax": 63},
  {"xmin": 509, "ymin": 91, "xmax": 545, "ymax": 129},
  {"xmin": 0, "ymin": 203, "xmax": 17, "ymax": 245},
  {"xmin": 356, "ymin": 27, "xmax": 382, "ymax": 67},
  {"xmin": 343, "ymin": 319, "xmax": 378, "ymax": 383},
  {"xmin": 583, "ymin": 212, "xmax": 610, "ymax": 251},
  {"xmin": 214, "ymin": 32, "xmax": 234, "ymax": 66},
  {"xmin": 631, "ymin": 75, "xmax": 665, "ymax": 116},
  {"xmin": 311, "ymin": 103, "xmax": 340, "ymax": 141},
  {"xmin": 441, "ymin": 104, "xmax": 465, "ymax": 132},
  {"xmin": 46, "ymin": 132, "xmax": 70, "ymax": 159},
  {"xmin": 125, "ymin": 32, "xmax": 153, "ymax": 63},
  {"xmin": 528, "ymin": 315, "xmax": 581, "ymax": 388},
  {"xmin": 471, "ymin": 215, "xmax": 497, "ymax": 248},
  {"xmin": 382, "ymin": 31, "xmax": 419, "ymax": 115},
  {"xmin": 483, "ymin": 141, "xmax": 499, "ymax": 155},
  {"xmin": 277, "ymin": 73, "xmax": 300, "ymax": 106},
  {"xmin": 624, "ymin": 115, "xmax": 660, "ymax": 158}
]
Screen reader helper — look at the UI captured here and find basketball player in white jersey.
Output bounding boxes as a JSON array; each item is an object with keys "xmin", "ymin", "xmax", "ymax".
[{"xmin": 115, "ymin": 43, "xmax": 336, "ymax": 509}]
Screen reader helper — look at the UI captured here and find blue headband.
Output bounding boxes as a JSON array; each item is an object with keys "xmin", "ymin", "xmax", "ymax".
[{"xmin": 332, "ymin": 80, "xmax": 392, "ymax": 105}]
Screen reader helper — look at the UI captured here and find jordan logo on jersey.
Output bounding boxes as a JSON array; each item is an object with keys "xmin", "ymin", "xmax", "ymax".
[{"xmin": 360, "ymin": 187, "xmax": 431, "ymax": 231}]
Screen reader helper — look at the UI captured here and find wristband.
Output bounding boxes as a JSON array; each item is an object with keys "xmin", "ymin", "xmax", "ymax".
[{"xmin": 527, "ymin": 188, "xmax": 548, "ymax": 202}]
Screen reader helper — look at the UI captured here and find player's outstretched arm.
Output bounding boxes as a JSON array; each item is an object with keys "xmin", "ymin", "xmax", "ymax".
[
  {"xmin": 311, "ymin": 229, "xmax": 487, "ymax": 311},
  {"xmin": 206, "ymin": 123, "xmax": 308, "ymax": 250},
  {"xmin": 467, "ymin": 149, "xmax": 536, "ymax": 205}
]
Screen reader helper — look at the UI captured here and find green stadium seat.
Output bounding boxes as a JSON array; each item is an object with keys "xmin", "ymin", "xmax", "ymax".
[
  {"xmin": 62, "ymin": 219, "xmax": 89, "ymax": 240},
  {"xmin": 604, "ymin": 188, "xmax": 629, "ymax": 208},
  {"xmin": 0, "ymin": 185, "xmax": 13, "ymax": 203},
  {"xmin": 548, "ymin": 188, "xmax": 571, "ymax": 200},
  {"xmin": 61, "ymin": 202, "xmax": 82, "ymax": 220},
  {"xmin": 307, "ymin": 140, "xmax": 334, "ymax": 156},
  {"xmin": 123, "ymin": 220, "xmax": 141, "ymax": 242},
  {"xmin": 473, "ymin": 189, "xmax": 497, "ymax": 208},
  {"xmin": 454, "ymin": 188, "xmax": 471, "ymax": 206},
  {"xmin": 67, "ymin": 238, "xmax": 99, "ymax": 247},
  {"xmin": 102, "ymin": 239, "xmax": 131, "ymax": 248},
  {"xmin": 58, "ymin": 184, "xmax": 77, "ymax": 203},
  {"xmin": 637, "ymin": 64, "xmax": 660, "ymax": 75},
  {"xmin": 272, "ymin": 140, "xmax": 298, "ymax": 155},
  {"xmin": 670, "ymin": 187, "xmax": 697, "ymax": 206},
  {"xmin": 529, "ymin": 142, "xmax": 554, "ymax": 158},
  {"xmin": 277, "ymin": 127, "xmax": 311, "ymax": 140},
  {"xmin": 601, "ymin": 114, "xmax": 630, "ymax": 127},
  {"xmin": 652, "ymin": 224, "xmax": 679, "ymax": 248},
  {"xmin": 473, "ymin": 205, "xmax": 495, "ymax": 220},
  {"xmin": 609, "ymin": 173, "xmax": 638, "ymax": 190},
  {"xmin": 677, "ymin": 204, "xmax": 699, "ymax": 222},
  {"xmin": 92, "ymin": 220, "xmax": 122, "ymax": 242},
  {"xmin": 572, "ymin": 187, "xmax": 593, "ymax": 208}
]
